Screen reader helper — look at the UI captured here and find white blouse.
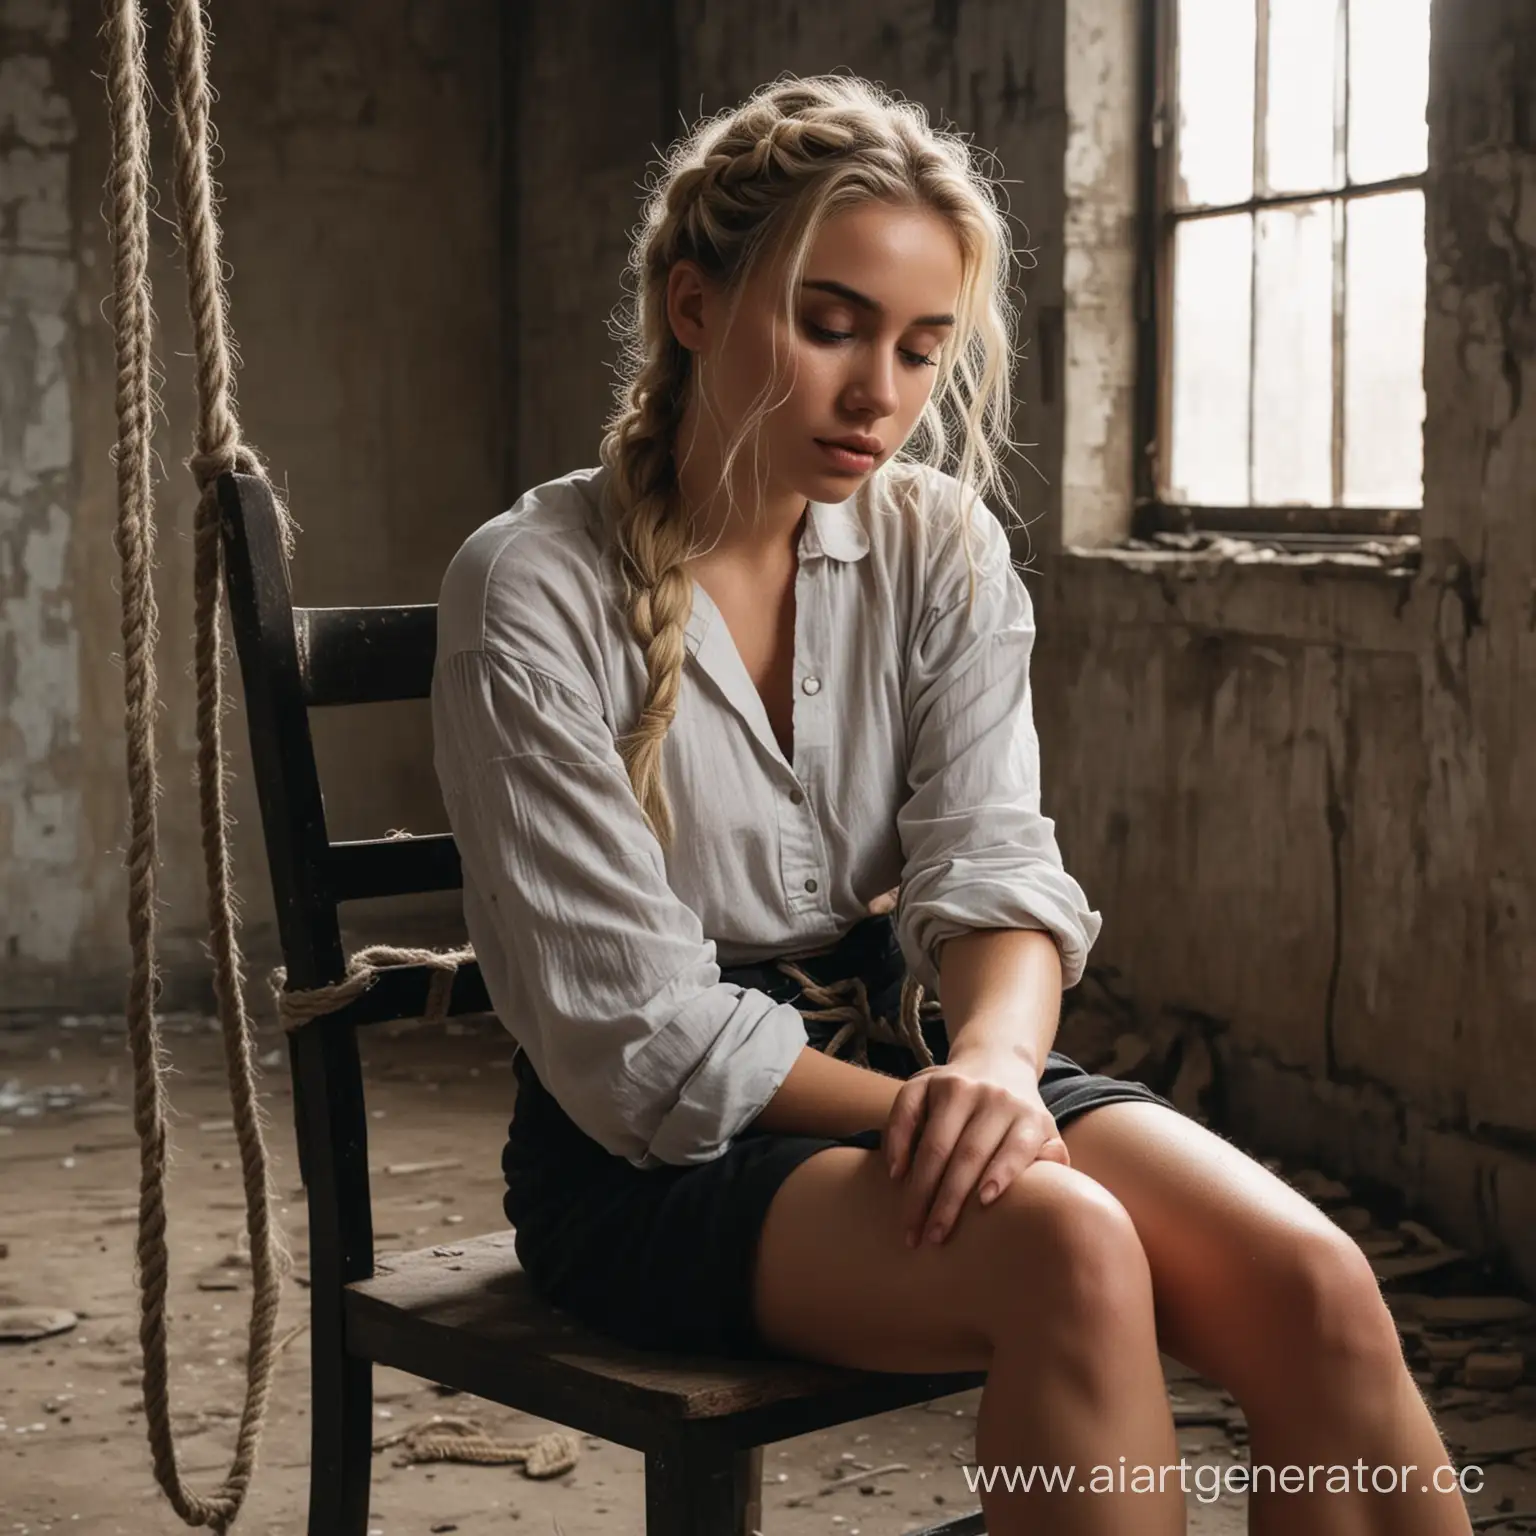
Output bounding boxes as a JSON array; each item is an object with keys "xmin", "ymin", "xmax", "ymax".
[{"xmin": 431, "ymin": 461, "xmax": 1101, "ymax": 1169}]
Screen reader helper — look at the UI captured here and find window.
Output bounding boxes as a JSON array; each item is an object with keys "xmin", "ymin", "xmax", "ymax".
[{"xmin": 1134, "ymin": 0, "xmax": 1430, "ymax": 541}]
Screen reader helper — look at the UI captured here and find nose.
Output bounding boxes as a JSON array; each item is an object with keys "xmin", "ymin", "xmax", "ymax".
[{"xmin": 843, "ymin": 343, "xmax": 901, "ymax": 422}]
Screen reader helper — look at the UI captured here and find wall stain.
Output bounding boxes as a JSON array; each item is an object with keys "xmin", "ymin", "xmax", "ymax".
[{"xmin": 0, "ymin": 303, "xmax": 40, "ymax": 464}]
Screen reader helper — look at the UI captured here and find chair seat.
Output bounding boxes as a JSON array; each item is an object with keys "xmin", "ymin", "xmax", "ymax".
[{"xmin": 346, "ymin": 1231, "xmax": 986, "ymax": 1452}]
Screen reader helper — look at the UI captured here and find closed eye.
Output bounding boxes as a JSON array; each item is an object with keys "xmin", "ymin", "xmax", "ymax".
[{"xmin": 805, "ymin": 320, "xmax": 940, "ymax": 369}]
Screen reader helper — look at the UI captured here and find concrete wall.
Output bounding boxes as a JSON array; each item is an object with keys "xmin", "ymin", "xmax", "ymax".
[
  {"xmin": 1, "ymin": 0, "xmax": 504, "ymax": 1008},
  {"xmin": 2, "ymin": 0, "xmax": 80, "ymax": 995}
]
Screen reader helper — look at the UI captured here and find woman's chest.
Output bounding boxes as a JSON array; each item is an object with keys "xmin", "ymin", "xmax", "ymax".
[{"xmin": 697, "ymin": 565, "xmax": 799, "ymax": 760}]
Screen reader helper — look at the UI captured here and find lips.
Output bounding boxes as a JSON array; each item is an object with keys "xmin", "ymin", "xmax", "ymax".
[
  {"xmin": 816, "ymin": 440, "xmax": 879, "ymax": 472},
  {"xmin": 818, "ymin": 434, "xmax": 883, "ymax": 456}
]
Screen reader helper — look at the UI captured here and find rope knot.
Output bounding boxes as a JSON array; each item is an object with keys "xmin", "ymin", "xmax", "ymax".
[
  {"xmin": 189, "ymin": 440, "xmax": 261, "ymax": 491},
  {"xmin": 773, "ymin": 961, "xmax": 940, "ymax": 1071},
  {"xmin": 273, "ymin": 944, "xmax": 475, "ymax": 1034}
]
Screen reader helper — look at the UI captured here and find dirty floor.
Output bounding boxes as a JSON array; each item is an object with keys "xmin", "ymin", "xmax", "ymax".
[{"xmin": 4, "ymin": 1014, "xmax": 1536, "ymax": 1535}]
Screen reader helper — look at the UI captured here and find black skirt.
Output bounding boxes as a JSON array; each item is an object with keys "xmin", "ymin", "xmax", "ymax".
[{"xmin": 500, "ymin": 914, "xmax": 1177, "ymax": 1361}]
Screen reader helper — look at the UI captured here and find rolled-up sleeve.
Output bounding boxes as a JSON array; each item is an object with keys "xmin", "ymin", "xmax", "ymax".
[
  {"xmin": 894, "ymin": 506, "xmax": 1102, "ymax": 995},
  {"xmin": 431, "ymin": 646, "xmax": 808, "ymax": 1168}
]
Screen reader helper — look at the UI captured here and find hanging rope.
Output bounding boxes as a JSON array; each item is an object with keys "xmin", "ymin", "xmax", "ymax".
[{"xmin": 107, "ymin": 1, "xmax": 290, "ymax": 1527}]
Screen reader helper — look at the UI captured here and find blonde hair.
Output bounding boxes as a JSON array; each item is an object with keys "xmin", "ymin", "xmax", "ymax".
[{"xmin": 599, "ymin": 71, "xmax": 1023, "ymax": 846}]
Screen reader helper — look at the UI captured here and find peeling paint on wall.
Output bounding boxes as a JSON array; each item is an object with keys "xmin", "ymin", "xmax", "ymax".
[
  {"xmin": 2, "ymin": 0, "xmax": 506, "ymax": 1009},
  {"xmin": 1062, "ymin": 0, "xmax": 1137, "ymax": 548},
  {"xmin": 0, "ymin": 0, "xmax": 80, "ymax": 967}
]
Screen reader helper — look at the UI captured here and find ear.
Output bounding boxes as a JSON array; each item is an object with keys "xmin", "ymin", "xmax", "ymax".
[{"xmin": 666, "ymin": 260, "xmax": 712, "ymax": 353}]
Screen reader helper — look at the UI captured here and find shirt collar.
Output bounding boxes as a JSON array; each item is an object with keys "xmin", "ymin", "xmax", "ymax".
[
  {"xmin": 802, "ymin": 492, "xmax": 870, "ymax": 562},
  {"xmin": 680, "ymin": 489, "xmax": 870, "ymax": 661}
]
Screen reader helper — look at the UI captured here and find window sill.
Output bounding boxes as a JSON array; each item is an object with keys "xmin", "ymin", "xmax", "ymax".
[
  {"xmin": 1061, "ymin": 528, "xmax": 1420, "ymax": 581},
  {"xmin": 1042, "ymin": 529, "xmax": 1423, "ymax": 652}
]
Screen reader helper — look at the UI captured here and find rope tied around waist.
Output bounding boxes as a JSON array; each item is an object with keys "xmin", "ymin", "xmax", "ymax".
[{"xmin": 772, "ymin": 962, "xmax": 941, "ymax": 1070}]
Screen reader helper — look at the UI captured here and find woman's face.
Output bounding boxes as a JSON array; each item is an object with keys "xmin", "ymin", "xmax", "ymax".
[{"xmin": 672, "ymin": 200, "xmax": 965, "ymax": 515}]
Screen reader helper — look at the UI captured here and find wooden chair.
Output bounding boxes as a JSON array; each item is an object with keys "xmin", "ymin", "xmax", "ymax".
[{"xmin": 217, "ymin": 472, "xmax": 988, "ymax": 1535}]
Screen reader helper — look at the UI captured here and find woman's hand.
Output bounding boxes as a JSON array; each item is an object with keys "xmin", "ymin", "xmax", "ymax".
[{"xmin": 883, "ymin": 1045, "xmax": 1070, "ymax": 1247}]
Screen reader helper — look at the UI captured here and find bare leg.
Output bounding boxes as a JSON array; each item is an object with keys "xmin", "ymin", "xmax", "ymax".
[
  {"xmin": 1061, "ymin": 1102, "xmax": 1474, "ymax": 1535},
  {"xmin": 753, "ymin": 1146, "xmax": 1186, "ymax": 1535}
]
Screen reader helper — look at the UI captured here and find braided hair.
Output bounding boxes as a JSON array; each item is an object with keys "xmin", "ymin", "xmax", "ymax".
[{"xmin": 599, "ymin": 72, "xmax": 1023, "ymax": 846}]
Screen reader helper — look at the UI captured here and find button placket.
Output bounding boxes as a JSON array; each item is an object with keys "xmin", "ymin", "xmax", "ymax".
[
  {"xmin": 778, "ymin": 768, "xmax": 821, "ymax": 914},
  {"xmin": 784, "ymin": 562, "xmax": 829, "ymax": 913}
]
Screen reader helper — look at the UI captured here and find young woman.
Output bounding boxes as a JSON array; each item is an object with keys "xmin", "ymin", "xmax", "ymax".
[{"xmin": 432, "ymin": 74, "xmax": 1472, "ymax": 1536}]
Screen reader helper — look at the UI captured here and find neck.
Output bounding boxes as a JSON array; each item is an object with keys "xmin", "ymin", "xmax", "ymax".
[{"xmin": 673, "ymin": 400, "xmax": 806, "ymax": 564}]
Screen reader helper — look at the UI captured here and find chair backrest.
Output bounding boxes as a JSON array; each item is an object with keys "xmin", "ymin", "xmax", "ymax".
[{"xmin": 218, "ymin": 471, "xmax": 487, "ymax": 1285}]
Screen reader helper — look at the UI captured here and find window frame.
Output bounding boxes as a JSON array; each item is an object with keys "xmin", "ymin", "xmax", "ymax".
[{"xmin": 1133, "ymin": 0, "xmax": 1427, "ymax": 543}]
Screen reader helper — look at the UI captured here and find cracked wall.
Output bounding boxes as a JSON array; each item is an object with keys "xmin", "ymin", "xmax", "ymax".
[{"xmin": 1042, "ymin": 0, "xmax": 1536, "ymax": 1284}]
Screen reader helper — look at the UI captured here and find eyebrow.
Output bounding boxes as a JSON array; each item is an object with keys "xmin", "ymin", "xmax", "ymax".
[{"xmin": 800, "ymin": 279, "xmax": 955, "ymax": 328}]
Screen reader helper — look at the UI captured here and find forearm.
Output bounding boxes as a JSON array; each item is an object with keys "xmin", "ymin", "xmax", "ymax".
[
  {"xmin": 937, "ymin": 927, "xmax": 1064, "ymax": 1074},
  {"xmin": 750, "ymin": 1044, "xmax": 902, "ymax": 1139}
]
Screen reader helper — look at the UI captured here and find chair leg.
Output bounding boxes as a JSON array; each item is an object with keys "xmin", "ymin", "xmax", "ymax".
[
  {"xmin": 645, "ymin": 1440, "xmax": 762, "ymax": 1535},
  {"xmin": 306, "ymin": 1325, "xmax": 373, "ymax": 1535}
]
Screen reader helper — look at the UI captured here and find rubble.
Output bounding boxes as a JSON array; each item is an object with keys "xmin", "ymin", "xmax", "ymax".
[
  {"xmin": 0, "ymin": 1307, "xmax": 78, "ymax": 1342},
  {"xmin": 1466, "ymin": 1355, "xmax": 1528, "ymax": 1391}
]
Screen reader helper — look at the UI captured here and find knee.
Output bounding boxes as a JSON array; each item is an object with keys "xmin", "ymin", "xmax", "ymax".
[
  {"xmin": 1259, "ymin": 1226, "xmax": 1403, "ymax": 1382},
  {"xmin": 984, "ymin": 1163, "xmax": 1154, "ymax": 1331}
]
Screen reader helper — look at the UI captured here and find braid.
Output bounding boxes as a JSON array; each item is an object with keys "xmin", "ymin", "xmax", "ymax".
[{"xmin": 608, "ymin": 391, "xmax": 693, "ymax": 845}]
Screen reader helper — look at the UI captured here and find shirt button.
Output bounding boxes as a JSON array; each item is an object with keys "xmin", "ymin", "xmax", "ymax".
[
  {"xmin": 789, "ymin": 788, "xmax": 804, "ymax": 805},
  {"xmin": 803, "ymin": 877, "xmax": 819, "ymax": 894},
  {"xmin": 801, "ymin": 675, "xmax": 822, "ymax": 695}
]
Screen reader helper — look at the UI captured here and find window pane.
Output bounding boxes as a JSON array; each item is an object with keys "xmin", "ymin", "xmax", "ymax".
[
  {"xmin": 1253, "ymin": 201, "xmax": 1335, "ymax": 504},
  {"xmin": 1170, "ymin": 214, "xmax": 1254, "ymax": 505},
  {"xmin": 1344, "ymin": 191, "xmax": 1425, "ymax": 506},
  {"xmin": 1265, "ymin": 0, "xmax": 1341, "ymax": 195},
  {"xmin": 1349, "ymin": 0, "xmax": 1430, "ymax": 182},
  {"xmin": 1176, "ymin": 0, "xmax": 1256, "ymax": 207}
]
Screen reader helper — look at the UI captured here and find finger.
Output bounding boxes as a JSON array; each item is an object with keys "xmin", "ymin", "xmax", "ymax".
[
  {"xmin": 884, "ymin": 1076, "xmax": 930, "ymax": 1180},
  {"xmin": 866, "ymin": 885, "xmax": 900, "ymax": 915},
  {"xmin": 900, "ymin": 1084, "xmax": 977, "ymax": 1245},
  {"xmin": 976, "ymin": 1123, "xmax": 1063, "ymax": 1205},
  {"xmin": 920, "ymin": 1109, "xmax": 1016, "ymax": 1245}
]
